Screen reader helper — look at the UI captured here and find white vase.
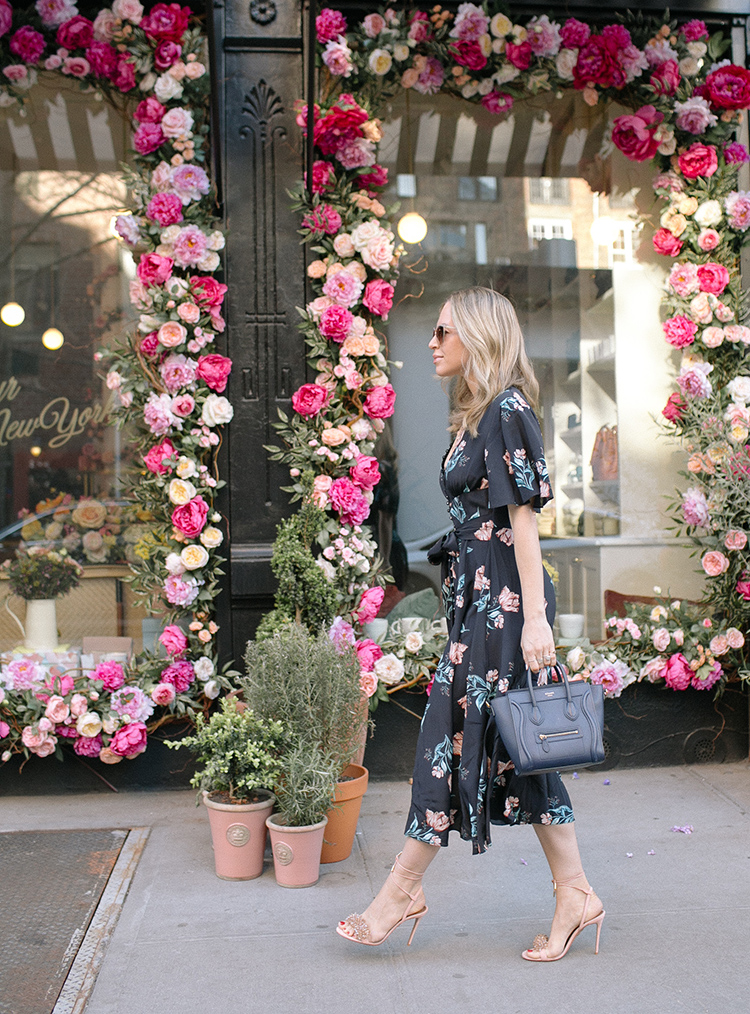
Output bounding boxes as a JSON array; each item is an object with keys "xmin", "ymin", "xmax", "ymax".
[{"xmin": 24, "ymin": 599, "xmax": 59, "ymax": 651}]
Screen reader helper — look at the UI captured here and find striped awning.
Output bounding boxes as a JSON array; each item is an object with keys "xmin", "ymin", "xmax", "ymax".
[
  {"xmin": 378, "ymin": 90, "xmax": 608, "ymax": 179},
  {"xmin": 0, "ymin": 75, "xmax": 130, "ymax": 173}
]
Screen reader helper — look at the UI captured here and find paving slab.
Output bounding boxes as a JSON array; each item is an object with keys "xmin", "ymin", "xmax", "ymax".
[{"xmin": 2, "ymin": 763, "xmax": 749, "ymax": 1014}]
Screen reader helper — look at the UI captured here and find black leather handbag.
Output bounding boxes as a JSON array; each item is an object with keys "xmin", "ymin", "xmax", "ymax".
[{"xmin": 490, "ymin": 665, "xmax": 605, "ymax": 776}]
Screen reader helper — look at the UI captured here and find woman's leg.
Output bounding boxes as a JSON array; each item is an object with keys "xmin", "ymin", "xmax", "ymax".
[
  {"xmin": 530, "ymin": 822, "xmax": 603, "ymax": 956},
  {"xmin": 339, "ymin": 837, "xmax": 440, "ymax": 942}
]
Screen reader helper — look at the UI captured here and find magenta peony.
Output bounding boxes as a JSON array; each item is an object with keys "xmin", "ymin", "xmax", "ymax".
[
  {"xmin": 481, "ymin": 91, "xmax": 514, "ymax": 117},
  {"xmin": 86, "ymin": 40, "xmax": 117, "ymax": 78},
  {"xmin": 196, "ymin": 354, "xmax": 232, "ymax": 393},
  {"xmin": 329, "ymin": 477, "xmax": 370, "ymax": 525},
  {"xmin": 662, "ymin": 653, "xmax": 693, "ymax": 691},
  {"xmin": 160, "ymin": 659, "xmax": 195, "ymax": 692},
  {"xmin": 159, "ymin": 624, "xmax": 188, "ymax": 657},
  {"xmin": 355, "ymin": 585, "xmax": 385, "ymax": 624},
  {"xmin": 450, "ymin": 40, "xmax": 489, "ymax": 71},
  {"xmin": 74, "ymin": 734, "xmax": 103, "ymax": 758},
  {"xmin": 677, "ymin": 143, "xmax": 718, "ymax": 179},
  {"xmin": 319, "ymin": 305, "xmax": 353, "ymax": 343},
  {"xmin": 611, "ymin": 105, "xmax": 664, "ymax": 162},
  {"xmin": 172, "ymin": 496, "xmax": 209, "ymax": 538},
  {"xmin": 697, "ymin": 262, "xmax": 730, "ymax": 295},
  {"xmin": 146, "ymin": 192, "xmax": 183, "ymax": 226},
  {"xmin": 349, "ymin": 455, "xmax": 381, "ymax": 491},
  {"xmin": 355, "ymin": 638, "xmax": 383, "ymax": 671},
  {"xmin": 10, "ymin": 26, "xmax": 46, "ymax": 63},
  {"xmin": 662, "ymin": 316, "xmax": 697, "ymax": 349},
  {"xmin": 302, "ymin": 204, "xmax": 342, "ymax": 236},
  {"xmin": 363, "ymin": 384, "xmax": 396, "ymax": 419},
  {"xmin": 649, "ymin": 60, "xmax": 680, "ymax": 97},
  {"xmin": 140, "ymin": 2, "xmax": 190, "ymax": 43},
  {"xmin": 703, "ymin": 64, "xmax": 750, "ymax": 110},
  {"xmin": 144, "ymin": 437, "xmax": 176, "ymax": 475},
  {"xmin": 560, "ymin": 18, "xmax": 590, "ymax": 49},
  {"xmin": 315, "ymin": 7, "xmax": 347, "ymax": 43},
  {"xmin": 363, "ymin": 279, "xmax": 394, "ymax": 317},
  {"xmin": 94, "ymin": 661, "xmax": 125, "ymax": 691},
  {"xmin": 110, "ymin": 721, "xmax": 148, "ymax": 758},
  {"xmin": 652, "ymin": 228, "xmax": 683, "ymax": 257},
  {"xmin": 291, "ymin": 383, "xmax": 329, "ymax": 417},
  {"xmin": 56, "ymin": 15, "xmax": 94, "ymax": 51},
  {"xmin": 662, "ymin": 392, "xmax": 686, "ymax": 424},
  {"xmin": 137, "ymin": 253, "xmax": 174, "ymax": 287}
]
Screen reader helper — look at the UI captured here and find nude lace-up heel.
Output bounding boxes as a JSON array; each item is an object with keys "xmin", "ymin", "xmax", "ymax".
[
  {"xmin": 336, "ymin": 853, "xmax": 429, "ymax": 947},
  {"xmin": 522, "ymin": 875, "xmax": 605, "ymax": 962}
]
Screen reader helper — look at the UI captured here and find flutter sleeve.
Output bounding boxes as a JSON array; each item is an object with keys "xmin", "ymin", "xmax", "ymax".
[{"xmin": 484, "ymin": 390, "xmax": 554, "ymax": 512}]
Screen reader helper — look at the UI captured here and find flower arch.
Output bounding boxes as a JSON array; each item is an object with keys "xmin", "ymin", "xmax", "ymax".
[
  {"xmin": 0, "ymin": 1, "xmax": 232, "ymax": 764},
  {"xmin": 280, "ymin": 5, "xmax": 750, "ymax": 697}
]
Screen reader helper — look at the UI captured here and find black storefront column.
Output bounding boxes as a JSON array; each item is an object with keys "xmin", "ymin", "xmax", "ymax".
[{"xmin": 211, "ymin": 0, "xmax": 308, "ymax": 662}]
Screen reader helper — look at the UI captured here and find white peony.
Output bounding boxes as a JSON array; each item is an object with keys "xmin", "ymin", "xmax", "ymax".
[
  {"xmin": 201, "ymin": 394, "xmax": 234, "ymax": 427},
  {"xmin": 193, "ymin": 656, "xmax": 215, "ymax": 681},
  {"xmin": 727, "ymin": 376, "xmax": 750, "ymax": 405},
  {"xmin": 154, "ymin": 73, "xmax": 184, "ymax": 103},
  {"xmin": 693, "ymin": 200, "xmax": 722, "ymax": 227},
  {"xmin": 373, "ymin": 652, "xmax": 405, "ymax": 686}
]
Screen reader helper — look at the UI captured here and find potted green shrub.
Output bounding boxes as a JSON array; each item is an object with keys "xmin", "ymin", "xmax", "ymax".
[
  {"xmin": 166, "ymin": 697, "xmax": 289, "ymax": 880},
  {"xmin": 242, "ymin": 624, "xmax": 369, "ymax": 865},
  {"xmin": 265, "ymin": 741, "xmax": 340, "ymax": 887}
]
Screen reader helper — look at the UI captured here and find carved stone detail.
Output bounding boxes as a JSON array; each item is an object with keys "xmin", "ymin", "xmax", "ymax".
[{"xmin": 249, "ymin": 0, "xmax": 277, "ymax": 25}]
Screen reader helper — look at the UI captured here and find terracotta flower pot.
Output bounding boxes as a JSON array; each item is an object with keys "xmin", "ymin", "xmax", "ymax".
[
  {"xmin": 202, "ymin": 789, "xmax": 275, "ymax": 881},
  {"xmin": 320, "ymin": 763, "xmax": 369, "ymax": 864},
  {"xmin": 265, "ymin": 814, "xmax": 328, "ymax": 888}
]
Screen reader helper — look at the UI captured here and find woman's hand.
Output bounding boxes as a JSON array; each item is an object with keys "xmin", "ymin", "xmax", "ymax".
[{"xmin": 521, "ymin": 617, "xmax": 556, "ymax": 672}]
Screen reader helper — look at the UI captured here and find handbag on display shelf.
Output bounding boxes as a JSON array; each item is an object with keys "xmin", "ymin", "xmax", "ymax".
[
  {"xmin": 490, "ymin": 665, "xmax": 605, "ymax": 776},
  {"xmin": 590, "ymin": 425, "xmax": 618, "ymax": 481}
]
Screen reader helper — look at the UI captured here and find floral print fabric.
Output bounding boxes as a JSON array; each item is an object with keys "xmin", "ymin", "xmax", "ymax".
[{"xmin": 406, "ymin": 389, "xmax": 574, "ymax": 855}]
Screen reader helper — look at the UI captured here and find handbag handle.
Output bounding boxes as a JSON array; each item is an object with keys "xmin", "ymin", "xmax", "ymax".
[{"xmin": 525, "ymin": 663, "xmax": 577, "ymax": 725}]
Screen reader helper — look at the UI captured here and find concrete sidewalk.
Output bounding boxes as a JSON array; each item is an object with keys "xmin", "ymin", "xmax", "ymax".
[{"xmin": 4, "ymin": 762, "xmax": 750, "ymax": 1014}]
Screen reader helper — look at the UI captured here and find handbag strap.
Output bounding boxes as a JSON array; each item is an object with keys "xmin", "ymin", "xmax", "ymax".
[{"xmin": 525, "ymin": 663, "xmax": 577, "ymax": 724}]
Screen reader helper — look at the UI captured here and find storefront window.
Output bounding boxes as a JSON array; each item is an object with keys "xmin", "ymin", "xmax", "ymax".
[{"xmin": 0, "ymin": 78, "xmax": 135, "ymax": 553}]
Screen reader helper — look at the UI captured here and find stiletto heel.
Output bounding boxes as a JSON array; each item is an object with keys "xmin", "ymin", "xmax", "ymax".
[
  {"xmin": 336, "ymin": 853, "xmax": 429, "ymax": 947},
  {"xmin": 522, "ymin": 875, "xmax": 605, "ymax": 962}
]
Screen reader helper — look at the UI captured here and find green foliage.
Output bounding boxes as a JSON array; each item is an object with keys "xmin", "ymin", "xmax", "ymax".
[
  {"xmin": 166, "ymin": 697, "xmax": 290, "ymax": 804},
  {"xmin": 2, "ymin": 549, "xmax": 83, "ymax": 600},
  {"xmin": 271, "ymin": 742, "xmax": 340, "ymax": 827},
  {"xmin": 242, "ymin": 623, "xmax": 363, "ymax": 776},
  {"xmin": 269, "ymin": 497, "xmax": 338, "ymax": 630}
]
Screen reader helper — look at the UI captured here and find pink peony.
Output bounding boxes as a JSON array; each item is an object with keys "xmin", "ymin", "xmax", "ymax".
[
  {"xmin": 137, "ymin": 253, "xmax": 174, "ymax": 287},
  {"xmin": 588, "ymin": 660, "xmax": 630, "ymax": 697},
  {"xmin": 363, "ymin": 279, "xmax": 394, "ymax": 318},
  {"xmin": 450, "ymin": 4, "xmax": 490, "ymax": 42},
  {"xmin": 133, "ymin": 122, "xmax": 165, "ymax": 155},
  {"xmin": 316, "ymin": 7, "xmax": 347, "ymax": 43},
  {"xmin": 678, "ymin": 143, "xmax": 718, "ymax": 179},
  {"xmin": 56, "ymin": 15, "xmax": 94, "ymax": 51},
  {"xmin": 697, "ymin": 262, "xmax": 730, "ymax": 295},
  {"xmin": 349, "ymin": 455, "xmax": 381, "ymax": 491},
  {"xmin": 302, "ymin": 204, "xmax": 342, "ymax": 236},
  {"xmin": 140, "ymin": 3, "xmax": 190, "ymax": 44},
  {"xmin": 144, "ymin": 437, "xmax": 176, "ymax": 475},
  {"xmin": 10, "ymin": 27, "xmax": 46, "ymax": 63},
  {"xmin": 94, "ymin": 661, "xmax": 125, "ymax": 691},
  {"xmin": 329, "ymin": 616, "xmax": 356, "ymax": 651},
  {"xmin": 144, "ymin": 392, "xmax": 177, "ymax": 435},
  {"xmin": 682, "ymin": 488, "xmax": 709, "ymax": 527},
  {"xmin": 173, "ymin": 225, "xmax": 209, "ymax": 268},
  {"xmin": 674, "ymin": 96, "xmax": 717, "ymax": 135},
  {"xmin": 329, "ymin": 477, "xmax": 370, "ymax": 525},
  {"xmin": 161, "ymin": 108, "xmax": 194, "ymax": 139},
  {"xmin": 702, "ymin": 550, "xmax": 729, "ymax": 576},
  {"xmin": 322, "ymin": 271, "xmax": 363, "ymax": 309},
  {"xmin": 611, "ymin": 105, "xmax": 663, "ymax": 162},
  {"xmin": 171, "ymin": 164, "xmax": 210, "ymax": 203},
  {"xmin": 560, "ymin": 18, "xmax": 590, "ymax": 49},
  {"xmin": 306, "ymin": 160, "xmax": 335, "ymax": 194},
  {"xmin": 8, "ymin": 658, "xmax": 44, "ymax": 691},
  {"xmin": 164, "ymin": 574, "xmax": 199, "ymax": 606},
  {"xmin": 662, "ymin": 316, "xmax": 697, "ymax": 348},
  {"xmin": 692, "ymin": 662, "xmax": 722, "ymax": 691},
  {"xmin": 677, "ymin": 364, "xmax": 712, "ymax": 400},
  {"xmin": 355, "ymin": 585, "xmax": 385, "ymax": 624},
  {"xmin": 662, "ymin": 392, "xmax": 687, "ymax": 423},
  {"xmin": 319, "ymin": 305, "xmax": 354, "ymax": 343},
  {"xmin": 652, "ymin": 229, "xmax": 683, "ymax": 257},
  {"xmin": 135, "ymin": 99, "xmax": 166, "ymax": 126},
  {"xmin": 737, "ymin": 578, "xmax": 750, "ymax": 602},
  {"xmin": 527, "ymin": 15, "xmax": 561, "ymax": 57},
  {"xmin": 481, "ymin": 92, "xmax": 514, "ymax": 117},
  {"xmin": 196, "ymin": 354, "xmax": 232, "ymax": 393},
  {"xmin": 74, "ymin": 734, "xmax": 103, "ymax": 757},
  {"xmin": 337, "ymin": 137, "xmax": 376, "ymax": 170},
  {"xmin": 322, "ymin": 39, "xmax": 353, "ymax": 78},
  {"xmin": 292, "ymin": 383, "xmax": 329, "ymax": 417},
  {"xmin": 159, "ymin": 624, "xmax": 188, "ymax": 657},
  {"xmin": 160, "ymin": 659, "xmax": 195, "ymax": 693},
  {"xmin": 172, "ymin": 496, "xmax": 209, "ymax": 538},
  {"xmin": 363, "ymin": 384, "xmax": 396, "ymax": 419},
  {"xmin": 355, "ymin": 638, "xmax": 383, "ymax": 671},
  {"xmin": 112, "ymin": 54, "xmax": 136, "ymax": 91},
  {"xmin": 110, "ymin": 721, "xmax": 148, "ymax": 758},
  {"xmin": 662, "ymin": 653, "xmax": 693, "ymax": 691},
  {"xmin": 160, "ymin": 353, "xmax": 196, "ymax": 393},
  {"xmin": 171, "ymin": 393, "xmax": 195, "ymax": 418},
  {"xmin": 151, "ymin": 683, "xmax": 176, "ymax": 706},
  {"xmin": 413, "ymin": 58, "xmax": 444, "ymax": 96},
  {"xmin": 650, "ymin": 60, "xmax": 680, "ymax": 97},
  {"xmin": 86, "ymin": 40, "xmax": 117, "ymax": 78},
  {"xmin": 703, "ymin": 64, "xmax": 750, "ymax": 111},
  {"xmin": 146, "ymin": 192, "xmax": 183, "ymax": 227},
  {"xmin": 725, "ymin": 192, "xmax": 750, "ymax": 232},
  {"xmin": 668, "ymin": 262, "xmax": 699, "ymax": 297}
]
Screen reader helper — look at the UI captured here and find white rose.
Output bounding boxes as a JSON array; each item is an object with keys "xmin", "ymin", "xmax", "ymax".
[
  {"xmin": 679, "ymin": 57, "xmax": 699, "ymax": 77},
  {"xmin": 477, "ymin": 77, "xmax": 494, "ymax": 96},
  {"xmin": 373, "ymin": 652, "xmax": 405, "ymax": 686},
  {"xmin": 102, "ymin": 716, "xmax": 120, "ymax": 734},
  {"xmin": 494, "ymin": 63, "xmax": 521, "ymax": 84},
  {"xmin": 193, "ymin": 656, "xmax": 215, "ymax": 681},
  {"xmin": 154, "ymin": 73, "xmax": 184, "ymax": 103},
  {"xmin": 207, "ymin": 231, "xmax": 226, "ymax": 251},
  {"xmin": 727, "ymin": 376, "xmax": 750, "ymax": 405},
  {"xmin": 350, "ymin": 220, "xmax": 383, "ymax": 252},
  {"xmin": 694, "ymin": 200, "xmax": 722, "ymax": 227},
  {"xmin": 555, "ymin": 48, "xmax": 577, "ymax": 80},
  {"xmin": 176, "ymin": 456, "xmax": 198, "ymax": 479},
  {"xmin": 461, "ymin": 83, "xmax": 479, "ymax": 99},
  {"xmin": 566, "ymin": 646, "xmax": 586, "ymax": 672},
  {"xmin": 180, "ymin": 544, "xmax": 210, "ymax": 570},
  {"xmin": 490, "ymin": 12, "xmax": 512, "ymax": 36},
  {"xmin": 161, "ymin": 225, "xmax": 182, "ymax": 245},
  {"xmin": 687, "ymin": 41, "xmax": 707, "ymax": 58},
  {"xmin": 165, "ymin": 552, "xmax": 186, "ymax": 576},
  {"xmin": 404, "ymin": 631, "xmax": 424, "ymax": 653},
  {"xmin": 197, "ymin": 251, "xmax": 221, "ymax": 272},
  {"xmin": 203, "ymin": 680, "xmax": 220, "ymax": 699},
  {"xmin": 168, "ymin": 478, "xmax": 197, "ymax": 505},
  {"xmin": 201, "ymin": 394, "xmax": 234, "ymax": 427},
  {"xmin": 316, "ymin": 558, "xmax": 336, "ymax": 581},
  {"xmin": 112, "ymin": 0, "xmax": 144, "ymax": 23},
  {"xmin": 200, "ymin": 526, "xmax": 224, "ymax": 549},
  {"xmin": 76, "ymin": 712, "xmax": 103, "ymax": 738},
  {"xmin": 369, "ymin": 48, "xmax": 394, "ymax": 74}
]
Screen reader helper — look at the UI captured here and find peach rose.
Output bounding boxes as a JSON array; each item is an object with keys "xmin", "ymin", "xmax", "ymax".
[
  {"xmin": 333, "ymin": 234, "xmax": 355, "ymax": 258},
  {"xmin": 725, "ymin": 529, "xmax": 747, "ymax": 550},
  {"xmin": 362, "ymin": 333, "xmax": 381, "ymax": 355},
  {"xmin": 710, "ymin": 634, "xmax": 729, "ymax": 656},
  {"xmin": 307, "ymin": 259, "xmax": 327, "ymax": 278},
  {"xmin": 177, "ymin": 301, "xmax": 200, "ymax": 323},
  {"xmin": 344, "ymin": 261, "xmax": 367, "ymax": 283},
  {"xmin": 98, "ymin": 747, "xmax": 123, "ymax": 764},
  {"xmin": 158, "ymin": 321, "xmax": 188, "ymax": 348},
  {"xmin": 72, "ymin": 500, "xmax": 107, "ymax": 529},
  {"xmin": 652, "ymin": 627, "xmax": 671, "ymax": 652},
  {"xmin": 45, "ymin": 696, "xmax": 70, "ymax": 724},
  {"xmin": 702, "ymin": 550, "xmax": 729, "ymax": 576},
  {"xmin": 727, "ymin": 627, "xmax": 745, "ymax": 649},
  {"xmin": 342, "ymin": 336, "xmax": 365, "ymax": 356},
  {"xmin": 701, "ymin": 326, "xmax": 724, "ymax": 348},
  {"xmin": 321, "ymin": 427, "xmax": 347, "ymax": 446},
  {"xmin": 199, "ymin": 526, "xmax": 224, "ymax": 548}
]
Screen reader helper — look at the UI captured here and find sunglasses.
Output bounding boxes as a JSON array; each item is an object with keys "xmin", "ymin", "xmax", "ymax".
[{"xmin": 432, "ymin": 325, "xmax": 458, "ymax": 345}]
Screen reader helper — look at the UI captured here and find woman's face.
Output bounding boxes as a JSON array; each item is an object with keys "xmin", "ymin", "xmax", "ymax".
[{"xmin": 429, "ymin": 301, "xmax": 465, "ymax": 379}]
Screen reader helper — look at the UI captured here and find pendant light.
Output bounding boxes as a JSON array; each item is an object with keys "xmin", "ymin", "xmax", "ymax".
[
  {"xmin": 41, "ymin": 265, "xmax": 63, "ymax": 350},
  {"xmin": 1, "ymin": 194, "xmax": 25, "ymax": 327},
  {"xmin": 396, "ymin": 90, "xmax": 428, "ymax": 245}
]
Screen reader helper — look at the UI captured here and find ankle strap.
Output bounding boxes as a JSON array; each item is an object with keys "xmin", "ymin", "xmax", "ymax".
[
  {"xmin": 391, "ymin": 853, "xmax": 423, "ymax": 881},
  {"xmin": 552, "ymin": 873, "xmax": 591, "ymax": 895}
]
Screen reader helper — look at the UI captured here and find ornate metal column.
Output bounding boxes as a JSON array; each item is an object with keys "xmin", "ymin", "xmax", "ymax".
[{"xmin": 212, "ymin": 0, "xmax": 307, "ymax": 659}]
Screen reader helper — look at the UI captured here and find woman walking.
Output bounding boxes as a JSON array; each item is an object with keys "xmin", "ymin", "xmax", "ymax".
[{"xmin": 336, "ymin": 287, "xmax": 604, "ymax": 961}]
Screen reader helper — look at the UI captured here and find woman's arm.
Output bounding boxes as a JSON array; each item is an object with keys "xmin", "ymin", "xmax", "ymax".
[{"xmin": 507, "ymin": 503, "xmax": 556, "ymax": 672}]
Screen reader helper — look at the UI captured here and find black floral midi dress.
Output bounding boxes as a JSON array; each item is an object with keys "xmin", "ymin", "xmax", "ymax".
[{"xmin": 405, "ymin": 388, "xmax": 574, "ymax": 855}]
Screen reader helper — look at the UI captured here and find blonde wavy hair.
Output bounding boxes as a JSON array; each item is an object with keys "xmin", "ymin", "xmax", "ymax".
[{"xmin": 446, "ymin": 286, "xmax": 539, "ymax": 436}]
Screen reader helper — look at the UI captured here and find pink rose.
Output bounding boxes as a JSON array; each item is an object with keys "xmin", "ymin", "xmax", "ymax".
[
  {"xmin": 110, "ymin": 721, "xmax": 148, "ymax": 758},
  {"xmin": 727, "ymin": 628, "xmax": 745, "ymax": 649},
  {"xmin": 611, "ymin": 105, "xmax": 664, "ymax": 162},
  {"xmin": 70, "ymin": 693, "xmax": 88, "ymax": 717},
  {"xmin": 652, "ymin": 627, "xmax": 670, "ymax": 652},
  {"xmin": 697, "ymin": 229, "xmax": 720, "ymax": 252},
  {"xmin": 696, "ymin": 262, "xmax": 730, "ymax": 295},
  {"xmin": 662, "ymin": 315, "xmax": 697, "ymax": 349},
  {"xmin": 0, "ymin": 721, "xmax": 10, "ymax": 739},
  {"xmin": 481, "ymin": 91, "xmax": 514, "ymax": 117},
  {"xmin": 350, "ymin": 455, "xmax": 381, "ymax": 491},
  {"xmin": 137, "ymin": 253, "xmax": 174, "ymax": 287},
  {"xmin": 737, "ymin": 579, "xmax": 750, "ymax": 602},
  {"xmin": 62, "ymin": 56, "xmax": 90, "ymax": 78},
  {"xmin": 302, "ymin": 204, "xmax": 342, "ymax": 236},
  {"xmin": 292, "ymin": 383, "xmax": 329, "ymax": 418},
  {"xmin": 144, "ymin": 437, "xmax": 176, "ymax": 475},
  {"xmin": 320, "ymin": 305, "xmax": 354, "ymax": 343},
  {"xmin": 710, "ymin": 634, "xmax": 729, "ymax": 656},
  {"xmin": 159, "ymin": 624, "xmax": 188, "ymax": 657},
  {"xmin": 662, "ymin": 392, "xmax": 686, "ymax": 424},
  {"xmin": 652, "ymin": 228, "xmax": 683, "ymax": 257},
  {"xmin": 160, "ymin": 659, "xmax": 195, "ymax": 692},
  {"xmin": 190, "ymin": 275, "xmax": 227, "ymax": 309},
  {"xmin": 725, "ymin": 529, "xmax": 748, "ymax": 550},
  {"xmin": 678, "ymin": 143, "xmax": 718, "ymax": 179},
  {"xmin": 355, "ymin": 638, "xmax": 383, "ymax": 671},
  {"xmin": 171, "ymin": 393, "xmax": 195, "ymax": 417},
  {"xmin": 172, "ymin": 496, "xmax": 209, "ymax": 537},
  {"xmin": 2, "ymin": 64, "xmax": 28, "ymax": 82},
  {"xmin": 10, "ymin": 27, "xmax": 46, "ymax": 63},
  {"xmin": 360, "ymin": 670, "xmax": 378, "ymax": 697},
  {"xmin": 154, "ymin": 39, "xmax": 183, "ymax": 69},
  {"xmin": 355, "ymin": 585, "xmax": 384, "ymax": 624},
  {"xmin": 702, "ymin": 550, "xmax": 729, "ymax": 576},
  {"xmin": 94, "ymin": 661, "xmax": 125, "ymax": 691},
  {"xmin": 363, "ymin": 384, "xmax": 396, "ymax": 419},
  {"xmin": 504, "ymin": 41, "xmax": 531, "ymax": 70},
  {"xmin": 363, "ymin": 279, "xmax": 394, "ymax": 318},
  {"xmin": 363, "ymin": 13, "xmax": 386, "ymax": 38},
  {"xmin": 151, "ymin": 683, "xmax": 176, "ymax": 706},
  {"xmin": 45, "ymin": 696, "xmax": 70, "ymax": 724},
  {"xmin": 0, "ymin": 0, "xmax": 11, "ymax": 39},
  {"xmin": 196, "ymin": 354, "xmax": 232, "ymax": 393},
  {"xmin": 650, "ymin": 60, "xmax": 680, "ymax": 96},
  {"xmin": 329, "ymin": 477, "xmax": 370, "ymax": 525},
  {"xmin": 56, "ymin": 15, "xmax": 94, "ymax": 51},
  {"xmin": 146, "ymin": 192, "xmax": 183, "ymax": 227},
  {"xmin": 161, "ymin": 107, "xmax": 194, "ymax": 139},
  {"xmin": 662, "ymin": 653, "xmax": 693, "ymax": 691}
]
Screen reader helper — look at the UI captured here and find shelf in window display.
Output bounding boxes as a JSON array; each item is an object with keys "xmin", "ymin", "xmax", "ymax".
[
  {"xmin": 560, "ymin": 482, "xmax": 583, "ymax": 498},
  {"xmin": 559, "ymin": 425, "xmax": 582, "ymax": 450},
  {"xmin": 590, "ymin": 480, "xmax": 620, "ymax": 505}
]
